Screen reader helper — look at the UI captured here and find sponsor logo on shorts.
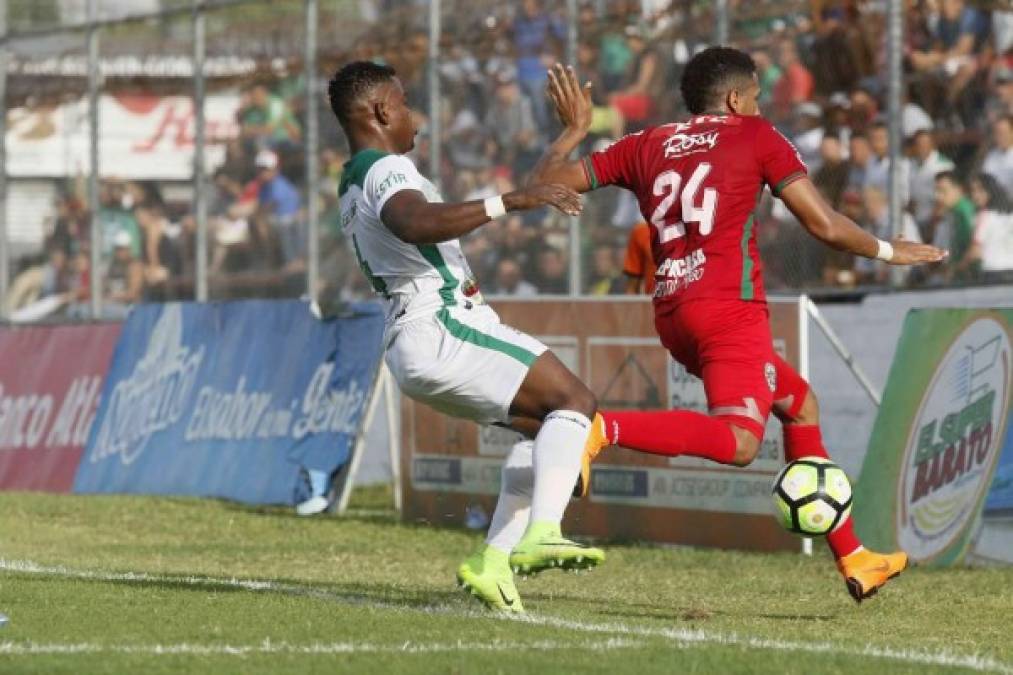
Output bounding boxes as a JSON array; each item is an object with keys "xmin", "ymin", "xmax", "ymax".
[
  {"xmin": 654, "ymin": 249, "xmax": 706, "ymax": 299},
  {"xmin": 765, "ymin": 362, "xmax": 777, "ymax": 393},
  {"xmin": 896, "ymin": 317, "xmax": 1011, "ymax": 563}
]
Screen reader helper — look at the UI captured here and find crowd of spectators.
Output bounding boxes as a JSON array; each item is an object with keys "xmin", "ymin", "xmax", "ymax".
[{"xmin": 8, "ymin": 0, "xmax": 1013, "ymax": 320}]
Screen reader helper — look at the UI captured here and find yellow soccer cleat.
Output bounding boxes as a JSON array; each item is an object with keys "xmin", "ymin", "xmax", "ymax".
[
  {"xmin": 457, "ymin": 544, "xmax": 524, "ymax": 613},
  {"xmin": 837, "ymin": 548, "xmax": 908, "ymax": 603},
  {"xmin": 572, "ymin": 413, "xmax": 609, "ymax": 498},
  {"xmin": 509, "ymin": 521, "xmax": 605, "ymax": 577}
]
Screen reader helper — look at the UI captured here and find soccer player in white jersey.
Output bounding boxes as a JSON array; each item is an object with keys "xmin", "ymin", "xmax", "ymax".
[{"xmin": 328, "ymin": 61, "xmax": 609, "ymax": 612}]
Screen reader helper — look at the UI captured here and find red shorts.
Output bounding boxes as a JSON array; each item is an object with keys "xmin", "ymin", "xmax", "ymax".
[{"xmin": 655, "ymin": 299, "xmax": 807, "ymax": 438}]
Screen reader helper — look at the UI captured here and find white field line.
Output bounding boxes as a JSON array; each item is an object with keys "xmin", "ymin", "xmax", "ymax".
[
  {"xmin": 0, "ymin": 637, "xmax": 644, "ymax": 656},
  {"xmin": 1, "ymin": 558, "xmax": 1010, "ymax": 673}
]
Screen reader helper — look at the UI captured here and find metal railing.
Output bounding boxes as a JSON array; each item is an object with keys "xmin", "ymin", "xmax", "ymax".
[{"xmin": 2, "ymin": 1, "xmax": 1009, "ymax": 322}]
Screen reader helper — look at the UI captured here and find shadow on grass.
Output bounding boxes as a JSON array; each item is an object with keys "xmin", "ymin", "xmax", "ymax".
[{"xmin": 519, "ymin": 590, "xmax": 839, "ymax": 624}]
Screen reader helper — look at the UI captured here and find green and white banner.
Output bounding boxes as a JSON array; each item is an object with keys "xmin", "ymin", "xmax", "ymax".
[{"xmin": 853, "ymin": 309, "xmax": 1013, "ymax": 567}]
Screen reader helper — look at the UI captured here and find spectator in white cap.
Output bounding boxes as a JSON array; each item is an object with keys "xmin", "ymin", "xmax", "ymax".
[{"xmin": 256, "ymin": 149, "xmax": 304, "ymax": 266}]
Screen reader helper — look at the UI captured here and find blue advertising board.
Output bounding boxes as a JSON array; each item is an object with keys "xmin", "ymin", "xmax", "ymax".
[{"xmin": 73, "ymin": 300, "xmax": 385, "ymax": 505}]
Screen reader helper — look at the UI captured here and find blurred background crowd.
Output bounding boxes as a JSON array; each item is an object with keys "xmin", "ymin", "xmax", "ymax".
[{"xmin": 5, "ymin": 0, "xmax": 1013, "ymax": 321}]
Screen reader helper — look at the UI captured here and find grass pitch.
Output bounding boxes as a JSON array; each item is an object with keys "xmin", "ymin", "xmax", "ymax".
[{"xmin": 0, "ymin": 487, "xmax": 1011, "ymax": 674}]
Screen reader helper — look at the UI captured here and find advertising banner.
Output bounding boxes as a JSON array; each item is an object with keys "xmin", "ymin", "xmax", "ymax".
[
  {"xmin": 73, "ymin": 300, "xmax": 385, "ymax": 505},
  {"xmin": 853, "ymin": 309, "xmax": 1013, "ymax": 567},
  {"xmin": 401, "ymin": 297, "xmax": 807, "ymax": 552},
  {"xmin": 6, "ymin": 93, "xmax": 239, "ymax": 179},
  {"xmin": 0, "ymin": 322, "xmax": 121, "ymax": 492}
]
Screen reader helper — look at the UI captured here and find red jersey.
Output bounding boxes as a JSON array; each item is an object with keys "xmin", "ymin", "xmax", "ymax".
[{"xmin": 585, "ymin": 114, "xmax": 806, "ymax": 309}]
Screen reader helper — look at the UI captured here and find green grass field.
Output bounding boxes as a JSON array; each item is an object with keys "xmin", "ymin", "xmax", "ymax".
[{"xmin": 1, "ymin": 487, "xmax": 1011, "ymax": 675}]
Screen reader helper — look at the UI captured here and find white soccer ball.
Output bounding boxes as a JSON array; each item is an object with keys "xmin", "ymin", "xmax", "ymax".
[{"xmin": 772, "ymin": 457, "xmax": 853, "ymax": 536}]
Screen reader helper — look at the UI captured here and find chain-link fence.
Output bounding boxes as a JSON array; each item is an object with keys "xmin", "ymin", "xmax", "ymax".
[{"xmin": 4, "ymin": 1, "xmax": 1013, "ymax": 322}]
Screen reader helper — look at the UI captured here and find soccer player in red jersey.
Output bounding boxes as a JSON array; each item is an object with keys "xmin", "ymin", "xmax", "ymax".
[{"xmin": 530, "ymin": 49, "xmax": 948, "ymax": 602}]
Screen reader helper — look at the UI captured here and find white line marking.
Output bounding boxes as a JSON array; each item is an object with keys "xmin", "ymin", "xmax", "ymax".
[
  {"xmin": 2, "ymin": 559, "xmax": 1010, "ymax": 673},
  {"xmin": 507, "ymin": 614, "xmax": 1013, "ymax": 674},
  {"xmin": 0, "ymin": 638, "xmax": 644, "ymax": 656}
]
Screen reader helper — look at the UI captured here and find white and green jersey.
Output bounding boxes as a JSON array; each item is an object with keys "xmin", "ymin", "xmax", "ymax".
[{"xmin": 339, "ymin": 149, "xmax": 479, "ymax": 326}]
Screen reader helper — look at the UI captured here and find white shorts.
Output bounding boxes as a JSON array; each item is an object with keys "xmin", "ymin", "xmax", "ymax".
[{"xmin": 385, "ymin": 304, "xmax": 547, "ymax": 425}]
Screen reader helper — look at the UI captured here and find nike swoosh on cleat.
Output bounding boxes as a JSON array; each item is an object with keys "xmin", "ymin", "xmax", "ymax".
[
  {"xmin": 538, "ymin": 541, "xmax": 592, "ymax": 549},
  {"xmin": 496, "ymin": 583, "xmax": 515, "ymax": 607},
  {"xmin": 869, "ymin": 562, "xmax": 890, "ymax": 574}
]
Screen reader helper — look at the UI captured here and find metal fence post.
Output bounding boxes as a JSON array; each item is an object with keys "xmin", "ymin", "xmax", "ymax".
[
  {"xmin": 193, "ymin": 0, "xmax": 208, "ymax": 302},
  {"xmin": 887, "ymin": 0, "xmax": 904, "ymax": 288},
  {"xmin": 566, "ymin": 0, "xmax": 581, "ymax": 296},
  {"xmin": 715, "ymin": 0, "xmax": 729, "ymax": 45},
  {"xmin": 305, "ymin": 0, "xmax": 319, "ymax": 301},
  {"xmin": 428, "ymin": 0, "xmax": 441, "ymax": 193},
  {"xmin": 0, "ymin": 1, "xmax": 8, "ymax": 319},
  {"xmin": 88, "ymin": 0, "xmax": 102, "ymax": 319}
]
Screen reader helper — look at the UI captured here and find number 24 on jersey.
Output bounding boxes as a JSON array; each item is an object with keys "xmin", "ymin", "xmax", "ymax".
[{"xmin": 650, "ymin": 163, "xmax": 718, "ymax": 243}]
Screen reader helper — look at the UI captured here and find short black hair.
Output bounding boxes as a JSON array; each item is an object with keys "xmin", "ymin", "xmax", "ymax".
[
  {"xmin": 328, "ymin": 60, "xmax": 397, "ymax": 125},
  {"xmin": 680, "ymin": 47, "xmax": 756, "ymax": 115}
]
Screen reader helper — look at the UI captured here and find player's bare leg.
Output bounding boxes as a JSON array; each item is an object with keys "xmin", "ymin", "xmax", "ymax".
[{"xmin": 770, "ymin": 363, "xmax": 907, "ymax": 603}]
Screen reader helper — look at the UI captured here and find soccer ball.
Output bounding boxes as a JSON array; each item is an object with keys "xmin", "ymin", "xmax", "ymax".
[{"xmin": 772, "ymin": 457, "xmax": 853, "ymax": 536}]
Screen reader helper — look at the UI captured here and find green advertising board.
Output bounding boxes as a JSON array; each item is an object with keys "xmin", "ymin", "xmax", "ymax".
[{"xmin": 854, "ymin": 309, "xmax": 1013, "ymax": 567}]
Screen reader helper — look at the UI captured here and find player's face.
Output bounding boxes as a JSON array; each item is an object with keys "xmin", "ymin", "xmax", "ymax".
[
  {"xmin": 382, "ymin": 78, "xmax": 419, "ymax": 153},
  {"xmin": 730, "ymin": 75, "xmax": 761, "ymax": 116}
]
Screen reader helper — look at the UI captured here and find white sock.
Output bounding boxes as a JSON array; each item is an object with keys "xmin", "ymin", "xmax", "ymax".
[
  {"xmin": 485, "ymin": 440, "xmax": 534, "ymax": 554},
  {"xmin": 529, "ymin": 410, "xmax": 591, "ymax": 525}
]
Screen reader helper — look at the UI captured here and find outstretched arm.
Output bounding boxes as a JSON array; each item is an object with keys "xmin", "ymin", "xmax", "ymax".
[
  {"xmin": 779, "ymin": 178, "xmax": 948, "ymax": 265},
  {"xmin": 380, "ymin": 183, "xmax": 582, "ymax": 245},
  {"xmin": 528, "ymin": 64, "xmax": 594, "ymax": 192}
]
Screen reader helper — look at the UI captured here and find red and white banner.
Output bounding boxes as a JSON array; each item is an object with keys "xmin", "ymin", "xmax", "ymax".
[
  {"xmin": 6, "ymin": 93, "xmax": 240, "ymax": 180},
  {"xmin": 0, "ymin": 323, "xmax": 121, "ymax": 492}
]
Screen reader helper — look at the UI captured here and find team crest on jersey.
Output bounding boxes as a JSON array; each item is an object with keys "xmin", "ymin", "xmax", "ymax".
[
  {"xmin": 765, "ymin": 362, "xmax": 777, "ymax": 392},
  {"xmin": 662, "ymin": 129, "xmax": 719, "ymax": 158}
]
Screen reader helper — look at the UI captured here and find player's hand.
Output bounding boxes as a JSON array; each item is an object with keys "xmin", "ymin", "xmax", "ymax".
[
  {"xmin": 505, "ymin": 184, "xmax": 583, "ymax": 216},
  {"xmin": 886, "ymin": 239, "xmax": 948, "ymax": 265},
  {"xmin": 546, "ymin": 63, "xmax": 593, "ymax": 134}
]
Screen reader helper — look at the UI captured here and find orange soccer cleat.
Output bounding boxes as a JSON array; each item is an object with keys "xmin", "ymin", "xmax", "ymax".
[
  {"xmin": 837, "ymin": 548, "xmax": 909, "ymax": 603},
  {"xmin": 572, "ymin": 413, "xmax": 609, "ymax": 498}
]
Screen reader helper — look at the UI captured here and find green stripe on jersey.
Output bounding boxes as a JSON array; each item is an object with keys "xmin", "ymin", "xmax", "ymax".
[
  {"xmin": 436, "ymin": 309, "xmax": 538, "ymax": 367},
  {"xmin": 772, "ymin": 171, "xmax": 806, "ymax": 197},
  {"xmin": 739, "ymin": 214, "xmax": 756, "ymax": 301},
  {"xmin": 739, "ymin": 188, "xmax": 764, "ymax": 301},
  {"xmin": 339, "ymin": 148, "xmax": 389, "ymax": 197},
  {"xmin": 418, "ymin": 244, "xmax": 459, "ymax": 306}
]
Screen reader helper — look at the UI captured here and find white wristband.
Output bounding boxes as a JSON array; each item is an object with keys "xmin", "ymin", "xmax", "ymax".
[
  {"xmin": 876, "ymin": 239, "xmax": 894, "ymax": 262},
  {"xmin": 484, "ymin": 195, "xmax": 507, "ymax": 220}
]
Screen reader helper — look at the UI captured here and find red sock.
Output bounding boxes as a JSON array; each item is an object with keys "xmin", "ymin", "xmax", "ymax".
[
  {"xmin": 783, "ymin": 424, "xmax": 862, "ymax": 559},
  {"xmin": 599, "ymin": 410, "xmax": 737, "ymax": 465}
]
